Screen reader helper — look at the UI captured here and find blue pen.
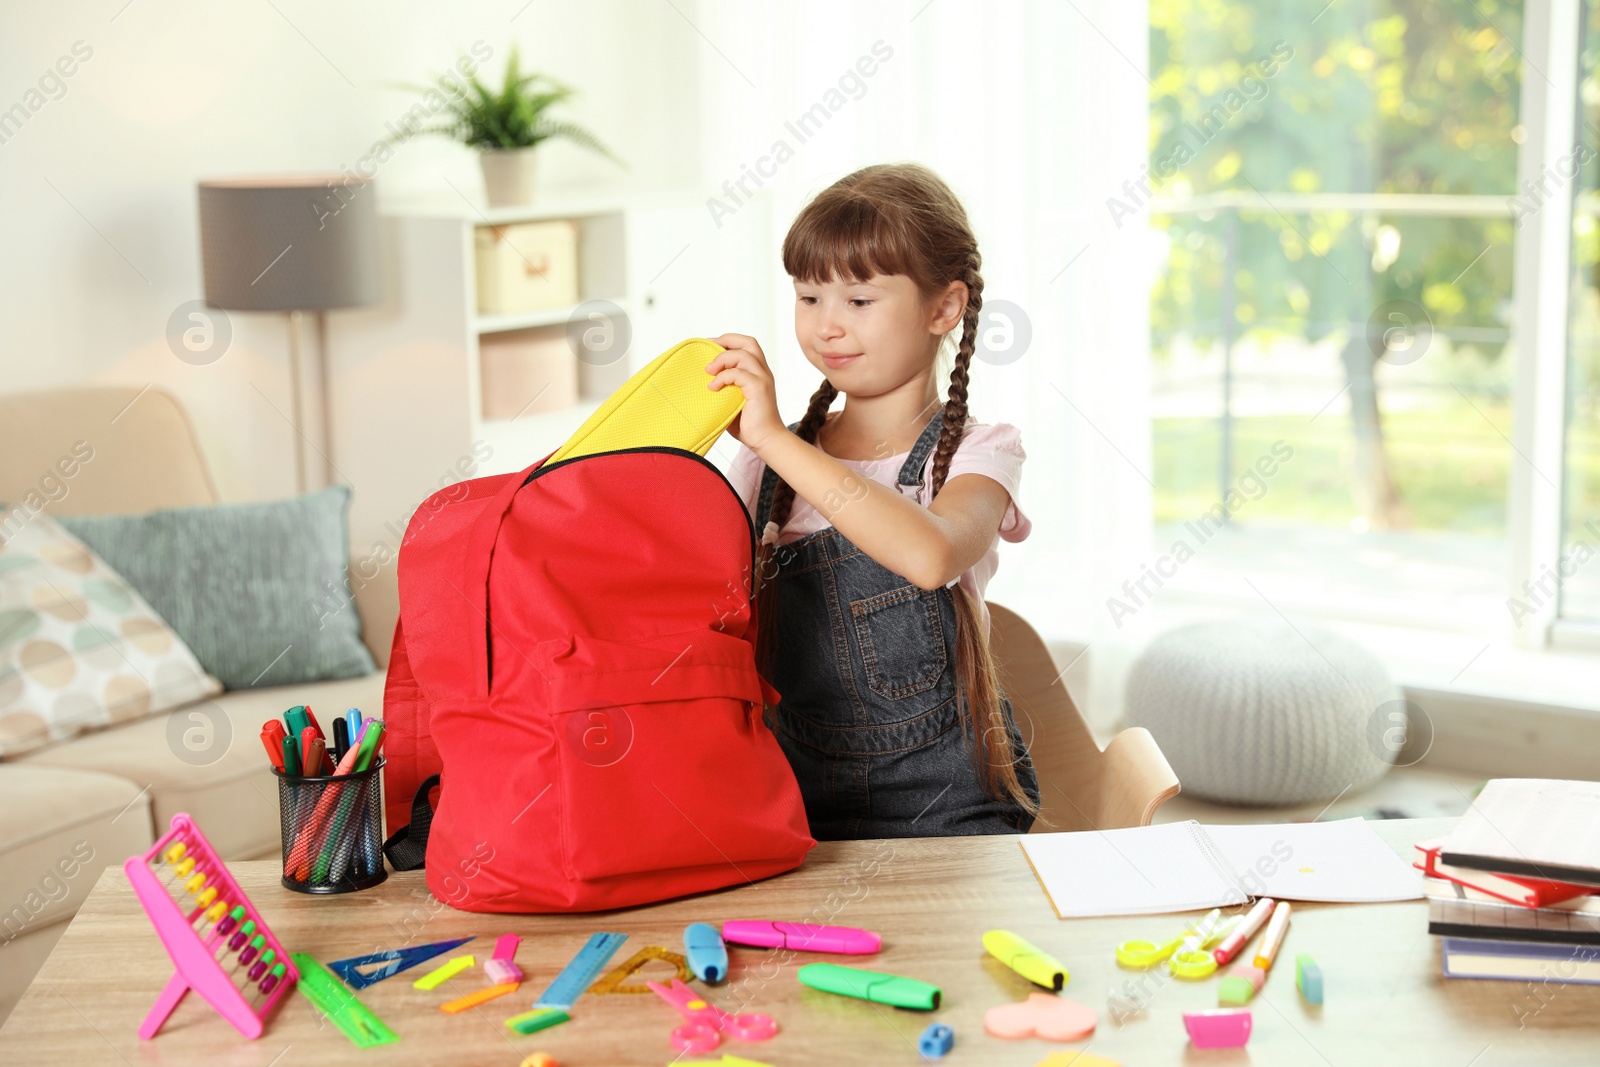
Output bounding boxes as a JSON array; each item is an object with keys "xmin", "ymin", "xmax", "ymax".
[
  {"xmin": 345, "ymin": 707, "xmax": 362, "ymax": 742},
  {"xmin": 684, "ymin": 922, "xmax": 728, "ymax": 984}
]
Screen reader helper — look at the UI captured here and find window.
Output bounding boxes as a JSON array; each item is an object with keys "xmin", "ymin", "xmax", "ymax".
[{"xmin": 1147, "ymin": 2, "xmax": 1537, "ymax": 633}]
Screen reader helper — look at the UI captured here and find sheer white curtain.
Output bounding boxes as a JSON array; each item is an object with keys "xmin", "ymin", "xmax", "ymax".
[{"xmin": 694, "ymin": 0, "xmax": 1153, "ymax": 728}]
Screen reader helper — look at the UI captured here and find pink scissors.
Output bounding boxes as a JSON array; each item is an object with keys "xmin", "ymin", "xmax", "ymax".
[{"xmin": 645, "ymin": 978, "xmax": 778, "ymax": 1053}]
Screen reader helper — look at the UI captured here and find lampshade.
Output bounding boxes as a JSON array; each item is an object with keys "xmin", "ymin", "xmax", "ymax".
[{"xmin": 198, "ymin": 175, "xmax": 381, "ymax": 311}]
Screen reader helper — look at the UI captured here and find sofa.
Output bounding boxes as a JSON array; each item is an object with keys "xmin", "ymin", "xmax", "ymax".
[{"xmin": 0, "ymin": 386, "xmax": 397, "ymax": 1024}]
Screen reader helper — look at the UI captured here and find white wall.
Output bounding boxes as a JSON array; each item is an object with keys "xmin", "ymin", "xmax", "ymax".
[
  {"xmin": 695, "ymin": 0, "xmax": 1154, "ymax": 725},
  {"xmin": 0, "ymin": 0, "xmax": 703, "ymax": 502},
  {"xmin": 2, "ymin": 0, "xmax": 1152, "ymax": 722}
]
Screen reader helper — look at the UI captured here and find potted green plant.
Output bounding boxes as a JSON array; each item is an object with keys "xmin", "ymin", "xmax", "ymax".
[{"xmin": 409, "ymin": 46, "xmax": 624, "ymax": 207}]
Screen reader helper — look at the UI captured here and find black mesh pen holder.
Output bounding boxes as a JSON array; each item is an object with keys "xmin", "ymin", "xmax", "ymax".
[{"xmin": 275, "ymin": 756, "xmax": 388, "ymax": 894}]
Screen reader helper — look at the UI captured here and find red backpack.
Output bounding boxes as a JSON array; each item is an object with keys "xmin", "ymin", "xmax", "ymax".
[{"xmin": 380, "ymin": 446, "xmax": 815, "ymax": 912}]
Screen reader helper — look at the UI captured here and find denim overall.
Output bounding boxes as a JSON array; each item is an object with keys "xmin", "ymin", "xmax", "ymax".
[{"xmin": 754, "ymin": 404, "xmax": 1039, "ymax": 839}]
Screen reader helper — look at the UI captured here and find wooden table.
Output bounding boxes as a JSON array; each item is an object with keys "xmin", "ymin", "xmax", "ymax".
[{"xmin": 2, "ymin": 816, "xmax": 1595, "ymax": 1065}]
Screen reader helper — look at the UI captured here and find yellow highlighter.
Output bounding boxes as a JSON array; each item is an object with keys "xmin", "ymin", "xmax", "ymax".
[{"xmin": 983, "ymin": 929, "xmax": 1068, "ymax": 991}]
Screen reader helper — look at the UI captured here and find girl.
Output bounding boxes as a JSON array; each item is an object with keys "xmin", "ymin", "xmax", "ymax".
[{"xmin": 706, "ymin": 162, "xmax": 1040, "ymax": 839}]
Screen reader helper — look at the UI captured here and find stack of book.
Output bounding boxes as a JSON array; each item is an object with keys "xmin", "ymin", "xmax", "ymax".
[{"xmin": 1419, "ymin": 778, "xmax": 1600, "ymax": 983}]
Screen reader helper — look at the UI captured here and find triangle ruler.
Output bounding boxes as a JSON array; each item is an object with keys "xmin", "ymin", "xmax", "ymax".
[{"xmin": 327, "ymin": 936, "xmax": 476, "ymax": 990}]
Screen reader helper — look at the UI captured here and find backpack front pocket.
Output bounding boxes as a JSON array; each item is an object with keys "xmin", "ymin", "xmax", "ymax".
[{"xmin": 533, "ymin": 628, "xmax": 809, "ymax": 883}]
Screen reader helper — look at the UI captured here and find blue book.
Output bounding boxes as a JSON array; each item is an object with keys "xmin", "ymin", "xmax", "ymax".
[{"xmin": 1442, "ymin": 937, "xmax": 1600, "ymax": 984}]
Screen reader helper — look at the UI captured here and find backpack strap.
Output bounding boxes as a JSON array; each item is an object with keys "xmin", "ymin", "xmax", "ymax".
[
  {"xmin": 463, "ymin": 454, "xmax": 552, "ymax": 695},
  {"xmin": 382, "ymin": 774, "xmax": 440, "ymax": 871}
]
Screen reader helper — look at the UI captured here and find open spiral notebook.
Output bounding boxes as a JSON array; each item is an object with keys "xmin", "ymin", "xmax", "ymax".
[{"xmin": 1019, "ymin": 817, "xmax": 1423, "ymax": 919}]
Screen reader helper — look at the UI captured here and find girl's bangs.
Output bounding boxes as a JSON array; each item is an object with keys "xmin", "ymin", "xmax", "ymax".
[{"xmin": 783, "ymin": 197, "xmax": 915, "ymax": 286}]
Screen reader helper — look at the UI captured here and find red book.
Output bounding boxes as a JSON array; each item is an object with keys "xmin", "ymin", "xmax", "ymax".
[{"xmin": 1414, "ymin": 839, "xmax": 1594, "ymax": 909}]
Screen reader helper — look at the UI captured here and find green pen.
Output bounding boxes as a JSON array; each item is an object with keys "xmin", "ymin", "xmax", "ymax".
[
  {"xmin": 798, "ymin": 962, "xmax": 941, "ymax": 1010},
  {"xmin": 311, "ymin": 720, "xmax": 385, "ymax": 881},
  {"xmin": 352, "ymin": 719, "xmax": 383, "ymax": 771}
]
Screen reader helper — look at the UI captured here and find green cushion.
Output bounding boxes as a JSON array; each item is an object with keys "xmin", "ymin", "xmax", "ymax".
[{"xmin": 57, "ymin": 486, "xmax": 375, "ymax": 690}]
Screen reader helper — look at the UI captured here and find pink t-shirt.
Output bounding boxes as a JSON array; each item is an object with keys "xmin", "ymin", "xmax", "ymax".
[{"xmin": 725, "ymin": 414, "xmax": 1032, "ymax": 641}]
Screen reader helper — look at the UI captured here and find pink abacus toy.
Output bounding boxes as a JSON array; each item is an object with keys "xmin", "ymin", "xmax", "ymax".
[{"xmin": 124, "ymin": 813, "xmax": 299, "ymax": 1040}]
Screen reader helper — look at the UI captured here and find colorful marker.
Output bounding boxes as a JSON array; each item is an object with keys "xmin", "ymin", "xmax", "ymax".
[
  {"xmin": 1253, "ymin": 901, "xmax": 1292, "ymax": 971},
  {"xmin": 685, "ymin": 922, "xmax": 729, "ymax": 983},
  {"xmin": 722, "ymin": 921, "xmax": 880, "ymax": 954},
  {"xmin": 1213, "ymin": 898, "xmax": 1275, "ymax": 966},
  {"xmin": 797, "ymin": 963, "xmax": 940, "ymax": 1010},
  {"xmin": 260, "ymin": 722, "xmax": 287, "ymax": 771},
  {"xmin": 983, "ymin": 929, "xmax": 1068, "ymax": 990}
]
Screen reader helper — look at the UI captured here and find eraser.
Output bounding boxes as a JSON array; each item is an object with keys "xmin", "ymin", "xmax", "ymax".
[
  {"xmin": 1184, "ymin": 1008, "xmax": 1252, "ymax": 1048},
  {"xmin": 1295, "ymin": 953, "xmax": 1323, "ymax": 1005},
  {"xmin": 505, "ymin": 1007, "xmax": 572, "ymax": 1035},
  {"xmin": 485, "ymin": 958, "xmax": 524, "ymax": 985},
  {"xmin": 1217, "ymin": 963, "xmax": 1265, "ymax": 1006},
  {"xmin": 918, "ymin": 1022, "xmax": 953, "ymax": 1057}
]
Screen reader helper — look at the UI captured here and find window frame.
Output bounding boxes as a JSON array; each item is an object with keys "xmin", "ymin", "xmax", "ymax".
[{"xmin": 1515, "ymin": 0, "xmax": 1582, "ymax": 648}]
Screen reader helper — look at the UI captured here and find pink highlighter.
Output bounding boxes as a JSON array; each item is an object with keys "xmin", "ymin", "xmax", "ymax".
[{"xmin": 721, "ymin": 921, "xmax": 881, "ymax": 955}]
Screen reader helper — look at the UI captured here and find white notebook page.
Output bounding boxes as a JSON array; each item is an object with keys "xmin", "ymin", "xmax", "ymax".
[
  {"xmin": 1019, "ymin": 820, "xmax": 1246, "ymax": 918},
  {"xmin": 1204, "ymin": 818, "xmax": 1424, "ymax": 903},
  {"xmin": 1020, "ymin": 817, "xmax": 1423, "ymax": 918}
]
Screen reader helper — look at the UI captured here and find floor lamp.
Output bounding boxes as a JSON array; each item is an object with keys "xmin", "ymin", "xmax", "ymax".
[{"xmin": 197, "ymin": 176, "xmax": 380, "ymax": 492}]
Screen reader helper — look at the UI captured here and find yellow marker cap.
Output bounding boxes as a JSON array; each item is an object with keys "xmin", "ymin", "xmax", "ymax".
[{"xmin": 983, "ymin": 929, "xmax": 1067, "ymax": 990}]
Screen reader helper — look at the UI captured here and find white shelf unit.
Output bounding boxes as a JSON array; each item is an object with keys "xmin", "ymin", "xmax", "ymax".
[
  {"xmin": 326, "ymin": 187, "xmax": 775, "ymax": 570},
  {"xmin": 460, "ymin": 206, "xmax": 633, "ymax": 473}
]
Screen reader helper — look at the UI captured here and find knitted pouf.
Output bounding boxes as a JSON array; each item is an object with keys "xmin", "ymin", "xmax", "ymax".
[{"xmin": 1125, "ymin": 618, "xmax": 1402, "ymax": 806}]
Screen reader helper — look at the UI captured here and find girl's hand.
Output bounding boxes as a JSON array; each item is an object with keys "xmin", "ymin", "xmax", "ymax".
[{"xmin": 707, "ymin": 333, "xmax": 787, "ymax": 453}]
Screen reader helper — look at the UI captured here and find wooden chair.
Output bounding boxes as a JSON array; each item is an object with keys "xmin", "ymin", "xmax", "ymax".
[{"xmin": 987, "ymin": 601, "xmax": 1180, "ymax": 832}]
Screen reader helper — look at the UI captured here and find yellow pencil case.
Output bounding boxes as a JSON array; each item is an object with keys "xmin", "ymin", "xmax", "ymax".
[{"xmin": 543, "ymin": 338, "xmax": 743, "ymax": 466}]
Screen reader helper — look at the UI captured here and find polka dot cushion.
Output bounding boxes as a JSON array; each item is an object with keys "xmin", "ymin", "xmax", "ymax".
[{"xmin": 0, "ymin": 506, "xmax": 221, "ymax": 757}]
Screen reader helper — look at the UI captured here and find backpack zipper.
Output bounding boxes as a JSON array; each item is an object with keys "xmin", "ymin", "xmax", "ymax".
[{"xmin": 520, "ymin": 445, "xmax": 759, "ymax": 605}]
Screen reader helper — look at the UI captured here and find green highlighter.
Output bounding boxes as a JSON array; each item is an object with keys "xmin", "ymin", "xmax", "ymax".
[{"xmin": 798, "ymin": 962, "xmax": 941, "ymax": 1010}]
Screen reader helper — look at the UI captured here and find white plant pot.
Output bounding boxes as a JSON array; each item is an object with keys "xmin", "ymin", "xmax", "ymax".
[{"xmin": 479, "ymin": 147, "xmax": 539, "ymax": 208}]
